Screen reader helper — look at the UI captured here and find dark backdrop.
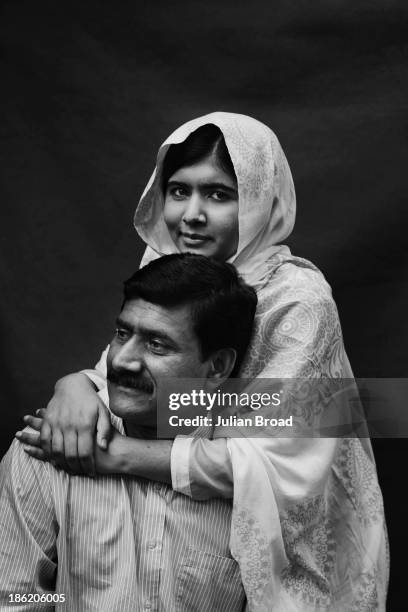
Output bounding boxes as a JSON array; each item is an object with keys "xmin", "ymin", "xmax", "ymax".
[{"xmin": 1, "ymin": 1, "xmax": 407, "ymax": 608}]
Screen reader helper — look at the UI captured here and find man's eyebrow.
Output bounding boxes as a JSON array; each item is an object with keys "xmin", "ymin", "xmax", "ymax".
[
  {"xmin": 142, "ymin": 327, "xmax": 176, "ymax": 344},
  {"xmin": 115, "ymin": 316, "xmax": 179, "ymax": 346},
  {"xmin": 115, "ymin": 316, "xmax": 132, "ymax": 330}
]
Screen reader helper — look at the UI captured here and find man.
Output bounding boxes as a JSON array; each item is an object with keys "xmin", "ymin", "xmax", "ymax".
[{"xmin": 0, "ymin": 253, "xmax": 257, "ymax": 611}]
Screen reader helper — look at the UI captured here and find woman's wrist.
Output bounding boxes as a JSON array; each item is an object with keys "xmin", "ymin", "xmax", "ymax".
[
  {"xmin": 111, "ymin": 434, "xmax": 136, "ymax": 474},
  {"xmin": 54, "ymin": 372, "xmax": 97, "ymax": 393},
  {"xmin": 108, "ymin": 436, "xmax": 173, "ymax": 483}
]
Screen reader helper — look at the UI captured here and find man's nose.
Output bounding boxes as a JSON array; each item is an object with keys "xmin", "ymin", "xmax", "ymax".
[
  {"xmin": 112, "ymin": 340, "xmax": 144, "ymax": 373},
  {"xmin": 182, "ymin": 193, "xmax": 206, "ymax": 225}
]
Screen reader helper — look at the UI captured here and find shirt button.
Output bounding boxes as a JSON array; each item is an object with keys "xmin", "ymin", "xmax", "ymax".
[
  {"xmin": 144, "ymin": 600, "xmax": 152, "ymax": 609},
  {"xmin": 153, "ymin": 483, "xmax": 161, "ymax": 492},
  {"xmin": 147, "ymin": 540, "xmax": 157, "ymax": 549}
]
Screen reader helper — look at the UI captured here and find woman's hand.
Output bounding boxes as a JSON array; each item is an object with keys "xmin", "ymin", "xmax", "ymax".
[
  {"xmin": 16, "ymin": 414, "xmax": 129, "ymax": 476},
  {"xmin": 17, "ymin": 412, "xmax": 173, "ymax": 484},
  {"xmin": 19, "ymin": 373, "xmax": 112, "ymax": 475}
]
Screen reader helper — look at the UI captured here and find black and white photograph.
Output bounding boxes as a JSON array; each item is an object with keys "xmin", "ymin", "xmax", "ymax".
[{"xmin": 1, "ymin": 1, "xmax": 407, "ymax": 610}]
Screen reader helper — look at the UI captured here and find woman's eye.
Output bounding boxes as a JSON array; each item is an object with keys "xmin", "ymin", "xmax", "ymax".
[
  {"xmin": 210, "ymin": 190, "xmax": 228, "ymax": 202},
  {"xmin": 169, "ymin": 187, "xmax": 187, "ymax": 199}
]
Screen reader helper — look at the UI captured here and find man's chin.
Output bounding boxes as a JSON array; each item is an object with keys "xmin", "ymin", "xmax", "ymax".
[{"xmin": 108, "ymin": 387, "xmax": 155, "ymax": 420}]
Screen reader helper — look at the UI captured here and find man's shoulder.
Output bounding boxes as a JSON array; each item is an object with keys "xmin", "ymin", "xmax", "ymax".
[{"xmin": 0, "ymin": 435, "xmax": 52, "ymax": 499}]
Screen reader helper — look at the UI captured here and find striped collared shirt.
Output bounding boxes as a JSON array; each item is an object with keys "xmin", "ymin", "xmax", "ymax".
[{"xmin": 0, "ymin": 437, "xmax": 246, "ymax": 611}]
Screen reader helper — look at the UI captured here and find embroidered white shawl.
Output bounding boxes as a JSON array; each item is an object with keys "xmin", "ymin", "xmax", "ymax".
[{"xmin": 133, "ymin": 112, "xmax": 388, "ymax": 610}]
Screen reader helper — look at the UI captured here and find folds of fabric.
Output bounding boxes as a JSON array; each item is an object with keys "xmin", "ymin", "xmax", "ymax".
[
  {"xmin": 215, "ymin": 256, "xmax": 388, "ymax": 610},
  {"xmin": 131, "ymin": 112, "xmax": 388, "ymax": 609}
]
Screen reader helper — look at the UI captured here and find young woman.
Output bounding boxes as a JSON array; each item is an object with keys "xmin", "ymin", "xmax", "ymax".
[{"xmin": 20, "ymin": 113, "xmax": 388, "ymax": 610}]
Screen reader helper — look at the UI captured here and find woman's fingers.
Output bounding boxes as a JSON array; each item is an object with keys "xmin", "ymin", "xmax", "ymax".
[
  {"xmin": 50, "ymin": 428, "xmax": 64, "ymax": 460},
  {"xmin": 19, "ymin": 410, "xmax": 95, "ymax": 476},
  {"xmin": 40, "ymin": 420, "xmax": 53, "ymax": 458},
  {"xmin": 21, "ymin": 405, "xmax": 100, "ymax": 476},
  {"xmin": 96, "ymin": 403, "xmax": 112, "ymax": 450},
  {"xmin": 63, "ymin": 430, "xmax": 82, "ymax": 474},
  {"xmin": 22, "ymin": 414, "xmax": 43, "ymax": 431},
  {"xmin": 22, "ymin": 446, "xmax": 47, "ymax": 461},
  {"xmin": 77, "ymin": 432, "xmax": 95, "ymax": 476},
  {"xmin": 50, "ymin": 429, "xmax": 71, "ymax": 473},
  {"xmin": 15, "ymin": 429, "xmax": 41, "ymax": 447}
]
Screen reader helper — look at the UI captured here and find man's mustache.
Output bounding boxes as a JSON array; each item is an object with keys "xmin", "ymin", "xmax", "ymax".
[{"xmin": 107, "ymin": 367, "xmax": 154, "ymax": 394}]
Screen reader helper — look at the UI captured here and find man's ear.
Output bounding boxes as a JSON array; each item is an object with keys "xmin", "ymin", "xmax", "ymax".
[{"xmin": 206, "ymin": 348, "xmax": 237, "ymax": 389}]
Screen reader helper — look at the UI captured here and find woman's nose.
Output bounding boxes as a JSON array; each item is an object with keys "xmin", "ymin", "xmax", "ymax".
[
  {"xmin": 182, "ymin": 193, "xmax": 206, "ymax": 225},
  {"xmin": 112, "ymin": 340, "xmax": 144, "ymax": 373}
]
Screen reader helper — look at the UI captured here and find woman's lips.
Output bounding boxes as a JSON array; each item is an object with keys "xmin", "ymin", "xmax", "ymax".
[{"xmin": 179, "ymin": 231, "xmax": 212, "ymax": 246}]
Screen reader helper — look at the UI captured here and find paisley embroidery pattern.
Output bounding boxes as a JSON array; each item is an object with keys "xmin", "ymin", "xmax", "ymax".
[
  {"xmin": 235, "ymin": 255, "xmax": 388, "ymax": 610},
  {"xmin": 130, "ymin": 113, "xmax": 388, "ymax": 610},
  {"xmin": 335, "ymin": 438, "xmax": 384, "ymax": 524},
  {"xmin": 240, "ymin": 255, "xmax": 345, "ymax": 380},
  {"xmin": 350, "ymin": 572, "xmax": 379, "ymax": 612},
  {"xmin": 231, "ymin": 508, "xmax": 273, "ymax": 611},
  {"xmin": 280, "ymin": 496, "xmax": 335, "ymax": 608}
]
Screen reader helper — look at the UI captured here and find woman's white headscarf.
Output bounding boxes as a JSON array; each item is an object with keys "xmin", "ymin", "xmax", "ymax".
[{"xmin": 134, "ymin": 112, "xmax": 296, "ymax": 290}]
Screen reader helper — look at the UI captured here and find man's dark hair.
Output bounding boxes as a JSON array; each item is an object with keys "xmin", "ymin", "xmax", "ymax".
[
  {"xmin": 161, "ymin": 124, "xmax": 236, "ymax": 191},
  {"xmin": 123, "ymin": 254, "xmax": 257, "ymax": 377}
]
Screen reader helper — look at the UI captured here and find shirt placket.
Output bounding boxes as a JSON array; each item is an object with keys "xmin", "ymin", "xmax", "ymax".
[{"xmin": 139, "ymin": 482, "xmax": 168, "ymax": 612}]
